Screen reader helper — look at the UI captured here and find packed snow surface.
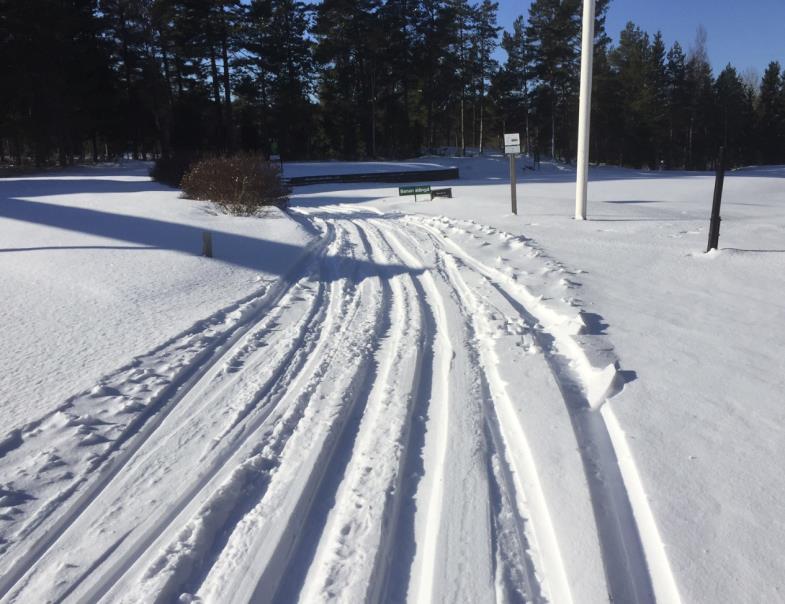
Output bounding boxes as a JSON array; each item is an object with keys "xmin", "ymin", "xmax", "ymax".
[{"xmin": 0, "ymin": 158, "xmax": 783, "ymax": 603}]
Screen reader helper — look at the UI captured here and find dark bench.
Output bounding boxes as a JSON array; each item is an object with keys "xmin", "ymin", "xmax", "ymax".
[{"xmin": 430, "ymin": 187, "xmax": 452, "ymax": 199}]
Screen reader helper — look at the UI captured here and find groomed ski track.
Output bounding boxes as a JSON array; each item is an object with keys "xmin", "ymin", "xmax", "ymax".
[{"xmin": 0, "ymin": 205, "xmax": 680, "ymax": 604}]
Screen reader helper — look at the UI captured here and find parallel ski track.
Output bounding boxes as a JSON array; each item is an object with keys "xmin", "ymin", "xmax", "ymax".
[
  {"xmin": 77, "ymin": 221, "xmax": 364, "ymax": 603},
  {"xmin": 284, "ymin": 217, "xmax": 430, "ymax": 604},
  {"xmin": 0, "ymin": 224, "xmax": 337, "ymax": 602},
  {"xmin": 1, "ymin": 202, "xmax": 676, "ymax": 604},
  {"xmin": 437, "ymin": 249, "xmax": 544, "ymax": 604},
  {"xmin": 359, "ymin": 220, "xmax": 432, "ymax": 604},
  {"xmin": 187, "ymin": 219, "xmax": 388, "ymax": 604},
  {"xmin": 264, "ymin": 216, "xmax": 404, "ymax": 602},
  {"xmin": 368, "ymin": 221, "xmax": 453, "ymax": 604},
  {"xmin": 306, "ymin": 210, "xmax": 542, "ymax": 602},
  {"xmin": 380, "ymin": 217, "xmax": 545, "ymax": 603},
  {"xmin": 407, "ymin": 213, "xmax": 658, "ymax": 604},
  {"xmin": 290, "ymin": 210, "xmax": 505, "ymax": 604}
]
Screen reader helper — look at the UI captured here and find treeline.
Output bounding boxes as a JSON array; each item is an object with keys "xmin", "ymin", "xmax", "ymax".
[{"xmin": 1, "ymin": 0, "xmax": 784, "ymax": 168}]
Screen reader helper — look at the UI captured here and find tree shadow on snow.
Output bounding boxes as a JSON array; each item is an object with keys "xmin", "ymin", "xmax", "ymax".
[
  {"xmin": 0, "ymin": 197, "xmax": 419, "ymax": 281},
  {"xmin": 602, "ymin": 199, "xmax": 663, "ymax": 204},
  {"xmin": 0, "ymin": 245, "xmax": 161, "ymax": 253},
  {"xmin": 1, "ymin": 176, "xmax": 172, "ymax": 197}
]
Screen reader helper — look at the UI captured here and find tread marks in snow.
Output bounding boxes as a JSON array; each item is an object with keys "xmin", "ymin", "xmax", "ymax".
[
  {"xmin": 0, "ymin": 224, "xmax": 337, "ymax": 602},
  {"xmin": 393, "ymin": 222, "xmax": 545, "ymax": 604},
  {"xmin": 409, "ymin": 214, "xmax": 662, "ymax": 604},
  {"xmin": 103, "ymin": 221, "xmax": 367, "ymax": 602},
  {"xmin": 0, "ymin": 205, "xmax": 679, "ymax": 604}
]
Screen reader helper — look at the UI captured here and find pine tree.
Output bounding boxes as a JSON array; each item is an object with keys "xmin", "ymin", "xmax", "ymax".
[
  {"xmin": 242, "ymin": 0, "xmax": 315, "ymax": 158},
  {"xmin": 472, "ymin": 0, "xmax": 501, "ymax": 154},
  {"xmin": 665, "ymin": 41, "xmax": 689, "ymax": 168},
  {"xmin": 525, "ymin": 0, "xmax": 580, "ymax": 159},
  {"xmin": 412, "ymin": 0, "xmax": 459, "ymax": 150},
  {"xmin": 377, "ymin": 0, "xmax": 420, "ymax": 156},
  {"xmin": 685, "ymin": 26, "xmax": 715, "ymax": 169},
  {"xmin": 610, "ymin": 22, "xmax": 653, "ymax": 167},
  {"xmin": 0, "ymin": 0, "xmax": 121, "ymax": 165},
  {"xmin": 588, "ymin": 0, "xmax": 616, "ymax": 164},
  {"xmin": 524, "ymin": 0, "xmax": 608, "ymax": 161},
  {"xmin": 494, "ymin": 15, "xmax": 531, "ymax": 152},
  {"xmin": 445, "ymin": 0, "xmax": 475, "ymax": 155},
  {"xmin": 714, "ymin": 65, "xmax": 748, "ymax": 164},
  {"xmin": 314, "ymin": 0, "xmax": 381, "ymax": 158},
  {"xmin": 648, "ymin": 32, "xmax": 669, "ymax": 167},
  {"xmin": 757, "ymin": 62, "xmax": 784, "ymax": 164}
]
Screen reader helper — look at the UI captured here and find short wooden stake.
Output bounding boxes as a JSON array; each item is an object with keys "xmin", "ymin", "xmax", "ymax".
[{"xmin": 202, "ymin": 231, "xmax": 213, "ymax": 258}]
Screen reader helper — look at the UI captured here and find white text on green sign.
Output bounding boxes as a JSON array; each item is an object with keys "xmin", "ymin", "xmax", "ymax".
[{"xmin": 399, "ymin": 186, "xmax": 432, "ymax": 196}]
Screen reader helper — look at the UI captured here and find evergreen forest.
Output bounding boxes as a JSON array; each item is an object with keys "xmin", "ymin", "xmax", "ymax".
[{"xmin": 2, "ymin": 0, "xmax": 784, "ymax": 169}]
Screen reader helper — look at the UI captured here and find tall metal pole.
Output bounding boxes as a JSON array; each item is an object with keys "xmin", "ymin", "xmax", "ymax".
[{"xmin": 575, "ymin": 0, "xmax": 595, "ymax": 220}]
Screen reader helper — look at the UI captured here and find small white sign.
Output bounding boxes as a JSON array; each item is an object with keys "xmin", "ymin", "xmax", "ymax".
[{"xmin": 504, "ymin": 132, "xmax": 521, "ymax": 155}]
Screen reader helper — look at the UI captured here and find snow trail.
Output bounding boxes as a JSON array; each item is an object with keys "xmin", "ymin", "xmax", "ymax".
[
  {"xmin": 287, "ymin": 220, "xmax": 427, "ymax": 604},
  {"xmin": 376, "ymin": 219, "xmax": 548, "ymax": 604},
  {"xmin": 0, "ymin": 202, "xmax": 677, "ymax": 604},
  {"xmin": 0, "ymin": 226, "xmax": 334, "ymax": 602},
  {"xmin": 406, "ymin": 213, "xmax": 661, "ymax": 603}
]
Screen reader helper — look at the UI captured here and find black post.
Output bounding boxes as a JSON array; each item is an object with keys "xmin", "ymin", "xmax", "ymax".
[{"xmin": 706, "ymin": 147, "xmax": 725, "ymax": 252}]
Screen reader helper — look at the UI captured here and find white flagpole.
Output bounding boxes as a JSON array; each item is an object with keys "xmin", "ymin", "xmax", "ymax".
[{"xmin": 575, "ymin": 0, "xmax": 595, "ymax": 220}]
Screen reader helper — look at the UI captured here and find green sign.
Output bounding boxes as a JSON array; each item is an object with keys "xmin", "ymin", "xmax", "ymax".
[{"xmin": 399, "ymin": 185, "xmax": 431, "ymax": 196}]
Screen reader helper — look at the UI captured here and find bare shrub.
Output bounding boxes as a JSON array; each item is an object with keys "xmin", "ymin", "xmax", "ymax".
[{"xmin": 180, "ymin": 154, "xmax": 290, "ymax": 214}]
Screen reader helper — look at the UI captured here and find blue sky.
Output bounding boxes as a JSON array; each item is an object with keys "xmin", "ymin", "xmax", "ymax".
[{"xmin": 495, "ymin": 0, "xmax": 785, "ymax": 76}]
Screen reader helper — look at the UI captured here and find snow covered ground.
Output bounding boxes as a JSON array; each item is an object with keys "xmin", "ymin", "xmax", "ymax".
[{"xmin": 0, "ymin": 158, "xmax": 783, "ymax": 603}]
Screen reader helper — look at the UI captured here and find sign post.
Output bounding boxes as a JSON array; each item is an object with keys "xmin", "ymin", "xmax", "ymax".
[
  {"xmin": 509, "ymin": 155, "xmax": 518, "ymax": 215},
  {"xmin": 504, "ymin": 133, "xmax": 520, "ymax": 215}
]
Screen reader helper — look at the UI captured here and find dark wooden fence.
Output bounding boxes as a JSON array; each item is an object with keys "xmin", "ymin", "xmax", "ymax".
[{"xmin": 285, "ymin": 167, "xmax": 459, "ymax": 187}]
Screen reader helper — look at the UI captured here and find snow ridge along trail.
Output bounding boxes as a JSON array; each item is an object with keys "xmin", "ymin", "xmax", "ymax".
[{"xmin": 0, "ymin": 204, "xmax": 678, "ymax": 603}]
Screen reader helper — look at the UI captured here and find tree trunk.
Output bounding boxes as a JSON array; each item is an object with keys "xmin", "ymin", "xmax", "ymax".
[
  {"xmin": 479, "ymin": 69, "xmax": 485, "ymax": 154},
  {"xmin": 209, "ymin": 45, "xmax": 224, "ymax": 150},
  {"xmin": 175, "ymin": 58, "xmax": 185, "ymax": 98},
  {"xmin": 472, "ymin": 102, "xmax": 476, "ymax": 149},
  {"xmin": 160, "ymin": 40, "xmax": 174, "ymax": 103},
  {"xmin": 427, "ymin": 99, "xmax": 434, "ymax": 149},
  {"xmin": 220, "ymin": 5, "xmax": 233, "ymax": 150},
  {"xmin": 524, "ymin": 88, "xmax": 531, "ymax": 155},
  {"xmin": 460, "ymin": 97, "xmax": 465, "ymax": 156},
  {"xmin": 371, "ymin": 70, "xmax": 377, "ymax": 157},
  {"xmin": 117, "ymin": 7, "xmax": 137, "ymax": 160}
]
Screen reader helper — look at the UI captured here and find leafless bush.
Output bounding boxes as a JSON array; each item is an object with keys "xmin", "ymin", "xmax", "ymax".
[{"xmin": 180, "ymin": 154, "xmax": 290, "ymax": 214}]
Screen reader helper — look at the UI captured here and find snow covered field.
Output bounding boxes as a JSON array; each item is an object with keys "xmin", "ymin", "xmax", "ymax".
[{"xmin": 0, "ymin": 158, "xmax": 783, "ymax": 603}]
